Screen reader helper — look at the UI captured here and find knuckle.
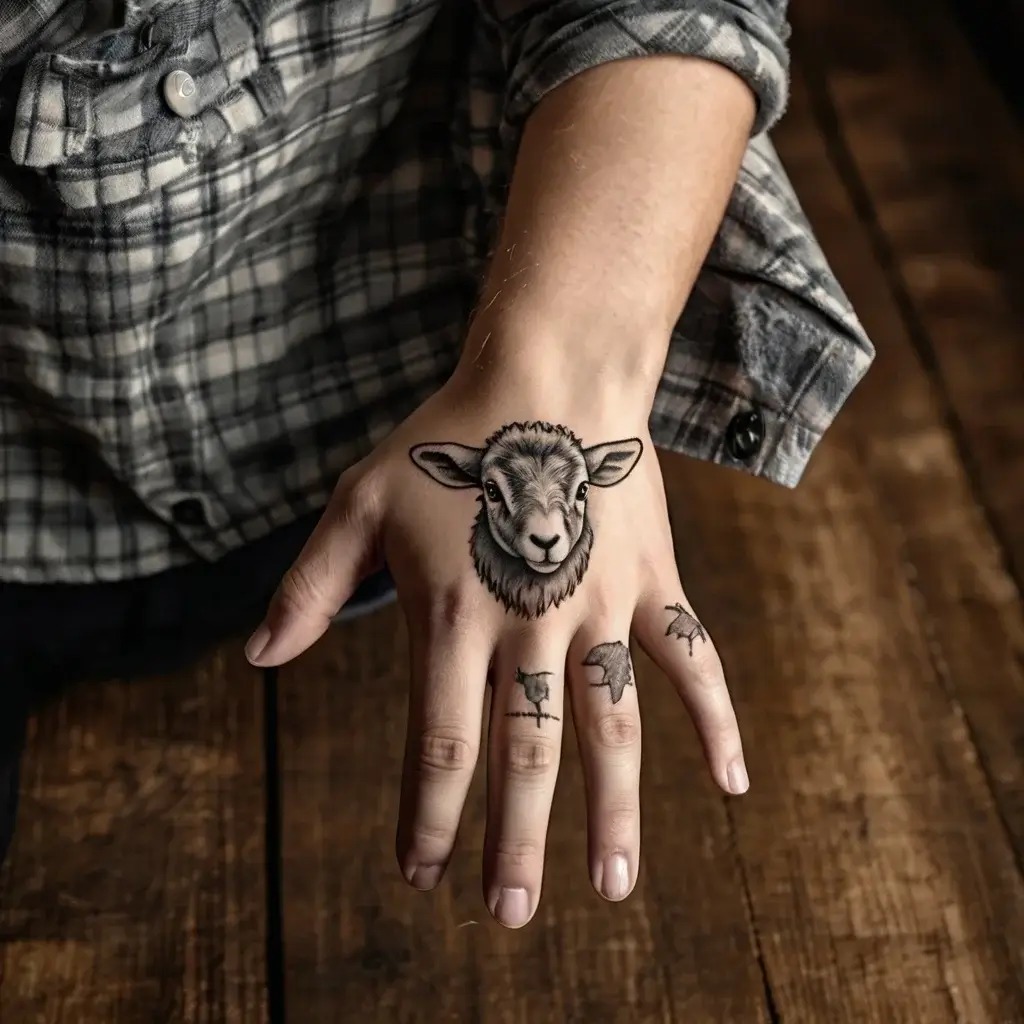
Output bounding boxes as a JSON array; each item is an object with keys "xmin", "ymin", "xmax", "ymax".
[
  {"xmin": 276, "ymin": 557, "xmax": 328, "ymax": 614},
  {"xmin": 583, "ymin": 592, "xmax": 615, "ymax": 622},
  {"xmin": 337, "ymin": 467, "xmax": 381, "ymax": 520},
  {"xmin": 705, "ymin": 718, "xmax": 741, "ymax": 755},
  {"xmin": 408, "ymin": 820, "xmax": 455, "ymax": 849},
  {"xmin": 492, "ymin": 838, "xmax": 541, "ymax": 870},
  {"xmin": 431, "ymin": 583, "xmax": 479, "ymax": 635},
  {"xmin": 417, "ymin": 729, "xmax": 478, "ymax": 776},
  {"xmin": 681, "ymin": 659, "xmax": 724, "ymax": 699},
  {"xmin": 593, "ymin": 712, "xmax": 641, "ymax": 750},
  {"xmin": 505, "ymin": 738, "xmax": 557, "ymax": 779},
  {"xmin": 688, "ymin": 643, "xmax": 725, "ymax": 683},
  {"xmin": 602, "ymin": 806, "xmax": 638, "ymax": 844}
]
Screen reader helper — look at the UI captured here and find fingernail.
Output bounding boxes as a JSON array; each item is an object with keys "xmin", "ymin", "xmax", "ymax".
[
  {"xmin": 408, "ymin": 864, "xmax": 443, "ymax": 891},
  {"xmin": 601, "ymin": 852, "xmax": 631, "ymax": 901},
  {"xmin": 492, "ymin": 886, "xmax": 531, "ymax": 928},
  {"xmin": 727, "ymin": 757, "xmax": 749, "ymax": 795},
  {"xmin": 245, "ymin": 623, "xmax": 271, "ymax": 664}
]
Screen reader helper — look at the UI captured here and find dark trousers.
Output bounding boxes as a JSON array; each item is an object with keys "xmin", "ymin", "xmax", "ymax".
[{"xmin": 0, "ymin": 512, "xmax": 388, "ymax": 868}]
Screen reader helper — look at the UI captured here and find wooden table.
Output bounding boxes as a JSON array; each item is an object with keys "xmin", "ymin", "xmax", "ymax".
[{"xmin": 2, "ymin": 0, "xmax": 1023, "ymax": 1019}]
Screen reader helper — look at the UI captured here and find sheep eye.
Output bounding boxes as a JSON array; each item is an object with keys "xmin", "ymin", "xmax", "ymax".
[
  {"xmin": 484, "ymin": 481, "xmax": 502, "ymax": 503},
  {"xmin": 576, "ymin": 481, "xmax": 590, "ymax": 501}
]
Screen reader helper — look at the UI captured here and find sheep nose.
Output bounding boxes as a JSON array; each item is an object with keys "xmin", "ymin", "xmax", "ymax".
[{"xmin": 530, "ymin": 534, "xmax": 560, "ymax": 552}]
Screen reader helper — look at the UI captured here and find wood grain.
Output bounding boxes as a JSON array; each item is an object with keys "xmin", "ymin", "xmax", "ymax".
[
  {"xmin": 662, "ymin": 438, "xmax": 1024, "ymax": 1022},
  {"xmin": 276, "ymin": 611, "xmax": 769, "ymax": 1024},
  {"xmin": 706, "ymin": 13, "xmax": 1024, "ymax": 1021},
  {"xmin": 790, "ymin": 0, "xmax": 1024, "ymax": 596},
  {"xmin": 784, "ymin": 0, "xmax": 1024, "ymax": 865},
  {"xmin": 0, "ymin": 649, "xmax": 268, "ymax": 1024}
]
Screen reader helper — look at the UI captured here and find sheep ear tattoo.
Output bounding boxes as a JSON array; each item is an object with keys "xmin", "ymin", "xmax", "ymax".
[
  {"xmin": 410, "ymin": 421, "xmax": 643, "ymax": 619},
  {"xmin": 409, "ymin": 443, "xmax": 483, "ymax": 488}
]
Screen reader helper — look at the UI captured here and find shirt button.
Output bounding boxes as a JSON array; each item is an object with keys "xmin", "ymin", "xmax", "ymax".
[
  {"xmin": 170, "ymin": 498, "xmax": 208, "ymax": 527},
  {"xmin": 163, "ymin": 70, "xmax": 199, "ymax": 118},
  {"xmin": 725, "ymin": 409, "xmax": 765, "ymax": 462}
]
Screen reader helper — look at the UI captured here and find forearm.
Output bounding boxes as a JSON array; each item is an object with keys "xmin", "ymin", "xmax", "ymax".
[{"xmin": 458, "ymin": 55, "xmax": 756, "ymax": 408}]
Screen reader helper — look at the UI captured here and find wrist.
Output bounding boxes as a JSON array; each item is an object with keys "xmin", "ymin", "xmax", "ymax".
[{"xmin": 454, "ymin": 310, "xmax": 669, "ymax": 419}]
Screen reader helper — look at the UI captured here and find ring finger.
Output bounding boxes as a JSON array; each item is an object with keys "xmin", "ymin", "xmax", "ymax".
[
  {"xmin": 567, "ymin": 620, "xmax": 641, "ymax": 902},
  {"xmin": 484, "ymin": 632, "xmax": 567, "ymax": 928}
]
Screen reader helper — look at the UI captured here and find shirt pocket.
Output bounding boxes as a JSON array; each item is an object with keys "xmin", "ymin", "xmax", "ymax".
[{"xmin": 6, "ymin": 0, "xmax": 274, "ymax": 212}]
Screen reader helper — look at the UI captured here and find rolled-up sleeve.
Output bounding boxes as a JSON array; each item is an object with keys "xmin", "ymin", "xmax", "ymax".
[{"xmin": 476, "ymin": 0, "xmax": 791, "ymax": 139}]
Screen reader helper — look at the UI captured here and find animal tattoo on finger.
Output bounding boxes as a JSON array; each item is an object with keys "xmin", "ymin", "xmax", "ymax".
[
  {"xmin": 665, "ymin": 603, "xmax": 707, "ymax": 655},
  {"xmin": 506, "ymin": 668, "xmax": 559, "ymax": 728},
  {"xmin": 582, "ymin": 641, "xmax": 633, "ymax": 704},
  {"xmin": 410, "ymin": 422, "xmax": 643, "ymax": 618}
]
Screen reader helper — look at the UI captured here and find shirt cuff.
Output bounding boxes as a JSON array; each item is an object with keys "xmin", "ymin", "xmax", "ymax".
[{"xmin": 496, "ymin": 0, "xmax": 791, "ymax": 141}]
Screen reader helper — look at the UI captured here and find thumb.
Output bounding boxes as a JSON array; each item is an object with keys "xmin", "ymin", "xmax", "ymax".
[{"xmin": 245, "ymin": 476, "xmax": 383, "ymax": 667}]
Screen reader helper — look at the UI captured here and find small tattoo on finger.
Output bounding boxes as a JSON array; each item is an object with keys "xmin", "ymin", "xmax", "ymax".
[
  {"xmin": 506, "ymin": 667, "xmax": 559, "ymax": 728},
  {"xmin": 582, "ymin": 641, "xmax": 633, "ymax": 704},
  {"xmin": 665, "ymin": 603, "xmax": 707, "ymax": 656}
]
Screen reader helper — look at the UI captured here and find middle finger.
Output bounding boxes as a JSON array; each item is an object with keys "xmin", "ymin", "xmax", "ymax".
[{"xmin": 485, "ymin": 631, "xmax": 567, "ymax": 928}]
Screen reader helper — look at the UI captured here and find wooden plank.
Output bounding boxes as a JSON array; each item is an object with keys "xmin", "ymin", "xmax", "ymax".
[
  {"xmin": 784, "ymin": 0, "xmax": 1024, "ymax": 864},
  {"xmin": 683, "ymin": 27, "xmax": 1024, "ymax": 1024},
  {"xmin": 0, "ymin": 648, "xmax": 268, "ymax": 1024},
  {"xmin": 790, "ymin": 0, "xmax": 1024, "ymax": 594},
  {"xmin": 663, "ymin": 436, "xmax": 1024, "ymax": 1021},
  {"xmin": 276, "ymin": 610, "xmax": 770, "ymax": 1023}
]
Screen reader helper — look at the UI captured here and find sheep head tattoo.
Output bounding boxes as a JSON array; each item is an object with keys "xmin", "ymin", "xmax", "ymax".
[{"xmin": 409, "ymin": 421, "xmax": 643, "ymax": 618}]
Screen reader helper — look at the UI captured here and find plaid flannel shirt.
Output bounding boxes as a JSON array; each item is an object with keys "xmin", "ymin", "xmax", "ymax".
[{"xmin": 0, "ymin": 0, "xmax": 874, "ymax": 583}]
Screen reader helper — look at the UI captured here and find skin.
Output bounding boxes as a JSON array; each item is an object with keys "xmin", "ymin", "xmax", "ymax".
[
  {"xmin": 245, "ymin": 55, "xmax": 756, "ymax": 928},
  {"xmin": 409, "ymin": 425, "xmax": 643, "ymax": 617}
]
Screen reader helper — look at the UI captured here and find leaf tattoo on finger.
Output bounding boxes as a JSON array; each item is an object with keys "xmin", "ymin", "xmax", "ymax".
[
  {"xmin": 665, "ymin": 603, "xmax": 707, "ymax": 656},
  {"xmin": 582, "ymin": 641, "xmax": 633, "ymax": 704},
  {"xmin": 506, "ymin": 668, "xmax": 560, "ymax": 728}
]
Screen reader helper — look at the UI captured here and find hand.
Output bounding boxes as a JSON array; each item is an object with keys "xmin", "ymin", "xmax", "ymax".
[{"xmin": 245, "ymin": 369, "xmax": 748, "ymax": 928}]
